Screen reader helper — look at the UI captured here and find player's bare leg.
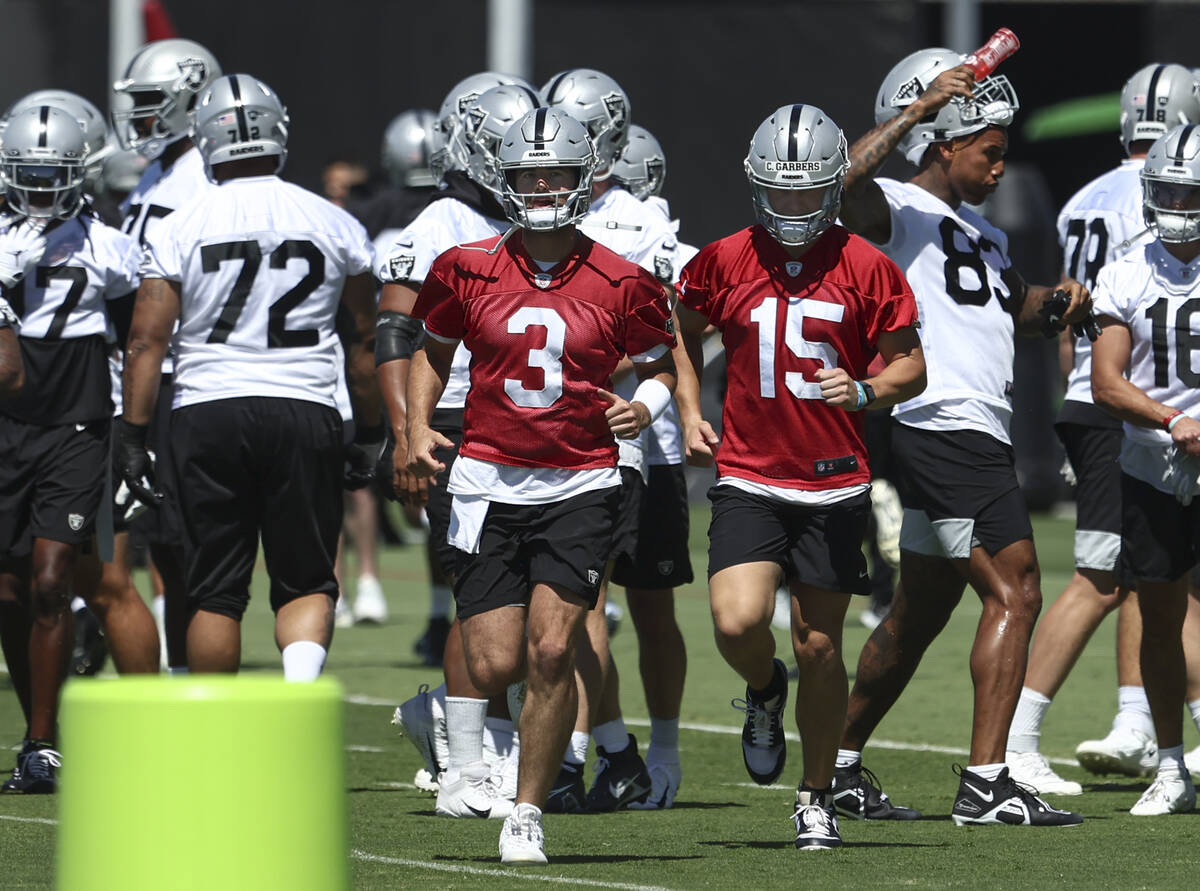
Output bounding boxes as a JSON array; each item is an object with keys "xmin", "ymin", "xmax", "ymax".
[
  {"xmin": 963, "ymin": 538, "xmax": 1042, "ymax": 766},
  {"xmin": 1182, "ymin": 589, "xmax": 1200, "ymax": 701},
  {"xmin": 790, "ymin": 584, "xmax": 851, "ymax": 790},
  {"xmin": 186, "ymin": 610, "xmax": 241, "ymax": 673},
  {"xmin": 0, "ymin": 562, "xmax": 33, "ymax": 729},
  {"xmin": 28, "ymin": 539, "xmax": 74, "ymax": 743},
  {"xmin": 710, "ymin": 561, "xmax": 779, "ymax": 691},
  {"xmin": 1023, "ymin": 569, "xmax": 1121, "ymax": 697},
  {"xmin": 516, "ymin": 583, "xmax": 589, "ymax": 808},
  {"xmin": 78, "ymin": 532, "xmax": 159, "ymax": 673},
  {"xmin": 627, "ymin": 587, "xmax": 687, "ymax": 724},
  {"xmin": 1138, "ymin": 578, "xmax": 1188, "ymax": 751},
  {"xmin": 843, "ymin": 553, "xmax": 966, "ymax": 751}
]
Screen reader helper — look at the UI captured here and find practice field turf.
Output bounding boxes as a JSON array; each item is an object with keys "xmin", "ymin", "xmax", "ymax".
[{"xmin": 2, "ymin": 508, "xmax": 1198, "ymax": 889}]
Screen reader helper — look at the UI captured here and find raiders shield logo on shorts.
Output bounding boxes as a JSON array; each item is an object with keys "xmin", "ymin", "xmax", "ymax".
[
  {"xmin": 68, "ymin": 513, "xmax": 85, "ymax": 532},
  {"xmin": 657, "ymin": 560, "xmax": 674, "ymax": 576}
]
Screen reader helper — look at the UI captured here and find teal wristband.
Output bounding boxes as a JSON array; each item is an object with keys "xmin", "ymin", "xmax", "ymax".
[
  {"xmin": 853, "ymin": 381, "xmax": 868, "ymax": 410},
  {"xmin": 1168, "ymin": 412, "xmax": 1187, "ymax": 432}
]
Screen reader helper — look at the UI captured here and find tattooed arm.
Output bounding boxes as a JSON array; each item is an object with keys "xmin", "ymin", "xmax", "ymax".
[{"xmin": 840, "ymin": 65, "xmax": 977, "ymax": 244}]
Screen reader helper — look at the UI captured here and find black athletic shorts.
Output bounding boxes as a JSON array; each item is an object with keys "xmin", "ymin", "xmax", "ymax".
[
  {"xmin": 131, "ymin": 375, "xmax": 184, "ymax": 547},
  {"xmin": 1056, "ymin": 421, "xmax": 1123, "ymax": 572},
  {"xmin": 612, "ymin": 463, "xmax": 694, "ymax": 589},
  {"xmin": 426, "ymin": 407, "xmax": 465, "ymax": 578},
  {"xmin": 609, "ymin": 467, "xmax": 645, "ymax": 566},
  {"xmin": 453, "ymin": 486, "xmax": 620, "ymax": 620},
  {"xmin": 707, "ymin": 485, "xmax": 871, "ymax": 595},
  {"xmin": 892, "ymin": 424, "xmax": 1032, "ymax": 559},
  {"xmin": 1120, "ymin": 473, "xmax": 1200, "ymax": 583},
  {"xmin": 0, "ymin": 414, "xmax": 109, "ymax": 555},
  {"xmin": 170, "ymin": 397, "xmax": 344, "ymax": 620}
]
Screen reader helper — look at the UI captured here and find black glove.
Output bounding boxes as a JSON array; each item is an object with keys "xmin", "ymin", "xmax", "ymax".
[
  {"xmin": 374, "ymin": 432, "xmax": 398, "ymax": 501},
  {"xmin": 114, "ymin": 418, "xmax": 162, "ymax": 507},
  {"xmin": 344, "ymin": 424, "xmax": 385, "ymax": 491},
  {"xmin": 1040, "ymin": 289, "xmax": 1100, "ymax": 342}
]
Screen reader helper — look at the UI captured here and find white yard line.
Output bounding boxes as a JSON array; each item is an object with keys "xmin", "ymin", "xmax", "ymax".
[
  {"xmin": 0, "ymin": 814, "xmax": 58, "ymax": 825},
  {"xmin": 351, "ymin": 850, "xmax": 678, "ymax": 890}
]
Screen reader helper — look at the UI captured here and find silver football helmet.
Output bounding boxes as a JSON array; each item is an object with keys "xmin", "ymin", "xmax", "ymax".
[
  {"xmin": 112, "ymin": 38, "xmax": 222, "ymax": 158},
  {"xmin": 191, "ymin": 74, "xmax": 289, "ymax": 181},
  {"xmin": 540, "ymin": 68, "xmax": 630, "ymax": 177},
  {"xmin": 432, "ymin": 71, "xmax": 535, "ymax": 183},
  {"xmin": 382, "ymin": 109, "xmax": 438, "ymax": 188},
  {"xmin": 611, "ymin": 125, "xmax": 665, "ymax": 200},
  {"xmin": 460, "ymin": 85, "xmax": 543, "ymax": 197},
  {"xmin": 876, "ymin": 47, "xmax": 1019, "ymax": 166},
  {"xmin": 2, "ymin": 105, "xmax": 88, "ymax": 220},
  {"xmin": 497, "ymin": 107, "xmax": 597, "ymax": 230},
  {"xmin": 745, "ymin": 104, "xmax": 848, "ymax": 248},
  {"xmin": 5, "ymin": 90, "xmax": 112, "ymax": 188},
  {"xmin": 1141, "ymin": 124, "xmax": 1200, "ymax": 243},
  {"xmin": 1120, "ymin": 64, "xmax": 1200, "ymax": 155}
]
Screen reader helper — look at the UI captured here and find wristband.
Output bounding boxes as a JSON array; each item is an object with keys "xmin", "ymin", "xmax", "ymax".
[
  {"xmin": 861, "ymin": 381, "xmax": 877, "ymax": 407},
  {"xmin": 1165, "ymin": 410, "xmax": 1187, "ymax": 431},
  {"xmin": 631, "ymin": 378, "xmax": 673, "ymax": 424},
  {"xmin": 853, "ymin": 381, "xmax": 868, "ymax": 410}
]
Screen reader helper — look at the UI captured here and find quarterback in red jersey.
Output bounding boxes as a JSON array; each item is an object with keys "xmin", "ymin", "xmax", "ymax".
[
  {"xmin": 406, "ymin": 107, "xmax": 675, "ymax": 866},
  {"xmin": 676, "ymin": 104, "xmax": 925, "ymax": 850}
]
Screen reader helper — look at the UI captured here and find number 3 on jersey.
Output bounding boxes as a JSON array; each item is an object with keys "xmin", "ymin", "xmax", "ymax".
[
  {"xmin": 203, "ymin": 239, "xmax": 325, "ymax": 347},
  {"xmin": 505, "ymin": 306, "xmax": 565, "ymax": 407},
  {"xmin": 749, "ymin": 296, "xmax": 843, "ymax": 399}
]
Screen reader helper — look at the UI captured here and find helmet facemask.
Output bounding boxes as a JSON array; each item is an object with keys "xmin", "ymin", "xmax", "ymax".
[
  {"xmin": 502, "ymin": 164, "xmax": 592, "ymax": 230},
  {"xmin": 497, "ymin": 108, "xmax": 598, "ymax": 231},
  {"xmin": 4, "ymin": 158, "xmax": 86, "ymax": 220},
  {"xmin": 1143, "ymin": 177, "xmax": 1200, "ymax": 243},
  {"xmin": 748, "ymin": 178, "xmax": 844, "ymax": 247}
]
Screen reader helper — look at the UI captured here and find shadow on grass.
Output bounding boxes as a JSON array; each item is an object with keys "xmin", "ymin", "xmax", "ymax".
[
  {"xmin": 448, "ymin": 853, "xmax": 703, "ymax": 865},
  {"xmin": 1087, "ymin": 781, "xmax": 1151, "ymax": 792},
  {"xmin": 697, "ymin": 839, "xmax": 946, "ymax": 850},
  {"xmin": 664, "ymin": 800, "xmax": 747, "ymax": 810}
]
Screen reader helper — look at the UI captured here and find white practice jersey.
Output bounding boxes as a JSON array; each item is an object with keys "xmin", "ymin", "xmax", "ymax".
[
  {"xmin": 120, "ymin": 147, "xmax": 213, "ymax": 248},
  {"xmin": 878, "ymin": 178, "xmax": 1017, "ymax": 444},
  {"xmin": 375, "ymin": 197, "xmax": 509, "ymax": 411},
  {"xmin": 141, "ymin": 175, "xmax": 373, "ymax": 411},
  {"xmin": 1091, "ymin": 240, "xmax": 1200, "ymax": 492},
  {"xmin": 1057, "ymin": 158, "xmax": 1150, "ymax": 406},
  {"xmin": 0, "ymin": 215, "xmax": 140, "ymax": 339},
  {"xmin": 585, "ymin": 186, "xmax": 683, "ymax": 465}
]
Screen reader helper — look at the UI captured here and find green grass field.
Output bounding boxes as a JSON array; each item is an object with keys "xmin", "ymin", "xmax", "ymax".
[{"xmin": 2, "ymin": 508, "xmax": 1198, "ymax": 889}]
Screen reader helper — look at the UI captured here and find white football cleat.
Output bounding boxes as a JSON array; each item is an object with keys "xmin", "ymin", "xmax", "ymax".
[
  {"xmin": 334, "ymin": 594, "xmax": 354, "ymax": 629},
  {"xmin": 627, "ymin": 760, "xmax": 682, "ymax": 809},
  {"xmin": 491, "ymin": 750, "xmax": 519, "ymax": 801},
  {"xmin": 352, "ymin": 574, "xmax": 388, "ymax": 624},
  {"xmin": 391, "ymin": 684, "xmax": 447, "ymax": 793},
  {"xmin": 1130, "ymin": 768, "xmax": 1196, "ymax": 816},
  {"xmin": 436, "ymin": 761, "xmax": 513, "ymax": 819},
  {"xmin": 413, "ymin": 768, "xmax": 439, "ymax": 794},
  {"xmin": 1185, "ymin": 744, "xmax": 1200, "ymax": 781},
  {"xmin": 1075, "ymin": 727, "xmax": 1157, "ymax": 777},
  {"xmin": 499, "ymin": 803, "xmax": 547, "ymax": 865},
  {"xmin": 771, "ymin": 587, "xmax": 791, "ymax": 630},
  {"xmin": 870, "ymin": 478, "xmax": 903, "ymax": 569},
  {"xmin": 1006, "ymin": 751, "xmax": 1083, "ymax": 796}
]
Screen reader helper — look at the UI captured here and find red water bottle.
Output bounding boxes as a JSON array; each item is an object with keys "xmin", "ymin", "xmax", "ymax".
[{"xmin": 962, "ymin": 28, "xmax": 1020, "ymax": 78}]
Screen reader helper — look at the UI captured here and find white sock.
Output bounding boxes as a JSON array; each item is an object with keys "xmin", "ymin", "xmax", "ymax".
[
  {"xmin": 445, "ymin": 697, "xmax": 487, "ymax": 770},
  {"xmin": 429, "ymin": 585, "xmax": 453, "ymax": 619},
  {"xmin": 1187, "ymin": 699, "xmax": 1200, "ymax": 735},
  {"xmin": 593, "ymin": 718, "xmax": 629, "ymax": 754},
  {"xmin": 1158, "ymin": 744, "xmax": 1185, "ymax": 776},
  {"xmin": 564, "ymin": 730, "xmax": 590, "ymax": 766},
  {"xmin": 281, "ymin": 641, "xmax": 326, "ymax": 681},
  {"xmin": 1007, "ymin": 687, "xmax": 1052, "ymax": 753},
  {"xmin": 647, "ymin": 717, "xmax": 680, "ymax": 764},
  {"xmin": 483, "ymin": 717, "xmax": 515, "ymax": 759},
  {"xmin": 70, "ymin": 596, "xmax": 86, "ymax": 613},
  {"xmin": 836, "ymin": 749, "xmax": 862, "ymax": 770},
  {"xmin": 1114, "ymin": 685, "xmax": 1155, "ymax": 737},
  {"xmin": 966, "ymin": 762, "xmax": 1006, "ymax": 782}
]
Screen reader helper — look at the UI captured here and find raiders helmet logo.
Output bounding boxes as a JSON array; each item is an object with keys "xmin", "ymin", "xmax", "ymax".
[
  {"xmin": 457, "ymin": 90, "xmax": 485, "ymax": 114},
  {"xmin": 602, "ymin": 91, "xmax": 628, "ymax": 130},
  {"xmin": 464, "ymin": 106, "xmax": 488, "ymax": 139},
  {"xmin": 654, "ymin": 254, "xmax": 673, "ymax": 283},
  {"xmin": 387, "ymin": 254, "xmax": 416, "ymax": 282},
  {"xmin": 178, "ymin": 58, "xmax": 209, "ymax": 91},
  {"xmin": 67, "ymin": 513, "xmax": 85, "ymax": 532},
  {"xmin": 786, "ymin": 261, "xmax": 803, "ymax": 277},
  {"xmin": 892, "ymin": 76, "xmax": 925, "ymax": 104},
  {"xmin": 534, "ymin": 272, "xmax": 553, "ymax": 289}
]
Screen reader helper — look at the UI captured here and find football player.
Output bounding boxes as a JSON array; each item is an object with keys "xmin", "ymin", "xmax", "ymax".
[
  {"xmin": 404, "ymin": 106, "xmax": 676, "ymax": 865},
  {"xmin": 380, "ymin": 77, "xmax": 539, "ymax": 811},
  {"xmin": 832, "ymin": 48, "xmax": 1089, "ymax": 825},
  {"xmin": 1006, "ymin": 63, "xmax": 1200, "ymax": 794},
  {"xmin": 0, "ymin": 105, "xmax": 142, "ymax": 792},
  {"xmin": 119, "ymin": 74, "xmax": 379, "ymax": 680},
  {"xmin": 112, "ymin": 37, "xmax": 223, "ymax": 672},
  {"xmin": 677, "ymin": 104, "xmax": 924, "ymax": 849},
  {"xmin": 541, "ymin": 68, "xmax": 684, "ymax": 813},
  {"xmin": 1091, "ymin": 123, "xmax": 1200, "ymax": 815}
]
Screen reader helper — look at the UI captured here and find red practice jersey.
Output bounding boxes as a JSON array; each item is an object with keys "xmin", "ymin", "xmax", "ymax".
[
  {"xmin": 679, "ymin": 224, "xmax": 917, "ymax": 491},
  {"xmin": 414, "ymin": 231, "xmax": 674, "ymax": 470}
]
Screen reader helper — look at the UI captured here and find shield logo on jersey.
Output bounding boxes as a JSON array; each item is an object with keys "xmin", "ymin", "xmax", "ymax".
[
  {"xmin": 602, "ymin": 91, "xmax": 628, "ymax": 131},
  {"xmin": 67, "ymin": 513, "xmax": 84, "ymax": 532},
  {"xmin": 892, "ymin": 76, "xmax": 924, "ymax": 104},
  {"xmin": 786, "ymin": 261, "xmax": 803, "ymax": 277},
  {"xmin": 534, "ymin": 272, "xmax": 553, "ymax": 289},
  {"xmin": 654, "ymin": 254, "xmax": 673, "ymax": 283},
  {"xmin": 388, "ymin": 253, "xmax": 416, "ymax": 282},
  {"xmin": 657, "ymin": 560, "xmax": 674, "ymax": 576}
]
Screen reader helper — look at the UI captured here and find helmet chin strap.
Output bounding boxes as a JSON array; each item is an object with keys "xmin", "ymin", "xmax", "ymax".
[{"xmin": 459, "ymin": 223, "xmax": 520, "ymax": 257}]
